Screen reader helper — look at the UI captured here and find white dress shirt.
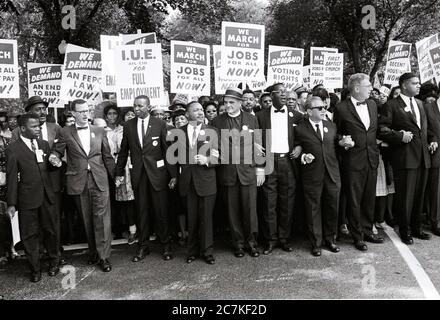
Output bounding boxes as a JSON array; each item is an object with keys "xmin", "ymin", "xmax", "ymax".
[
  {"xmin": 437, "ymin": 99, "xmax": 440, "ymax": 114},
  {"xmin": 20, "ymin": 135, "xmax": 39, "ymax": 152},
  {"xmin": 76, "ymin": 124, "xmax": 90, "ymax": 155},
  {"xmin": 187, "ymin": 123, "xmax": 202, "ymax": 148},
  {"xmin": 270, "ymin": 106, "xmax": 289, "ymax": 153},
  {"xmin": 400, "ymin": 94, "xmax": 420, "ymax": 128},
  {"xmin": 309, "ymin": 118, "xmax": 323, "ymax": 140},
  {"xmin": 40, "ymin": 122, "xmax": 48, "ymax": 141},
  {"xmin": 137, "ymin": 116, "xmax": 150, "ymax": 148},
  {"xmin": 351, "ymin": 97, "xmax": 370, "ymax": 130}
]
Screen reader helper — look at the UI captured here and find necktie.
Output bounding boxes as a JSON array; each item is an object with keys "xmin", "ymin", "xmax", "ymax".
[
  {"xmin": 356, "ymin": 101, "xmax": 367, "ymax": 106},
  {"xmin": 315, "ymin": 124, "xmax": 322, "ymax": 141},
  {"xmin": 191, "ymin": 126, "xmax": 198, "ymax": 148},
  {"xmin": 410, "ymin": 98, "xmax": 417, "ymax": 121},
  {"xmin": 274, "ymin": 108, "xmax": 285, "ymax": 113},
  {"xmin": 141, "ymin": 119, "xmax": 145, "ymax": 140},
  {"xmin": 30, "ymin": 139, "xmax": 36, "ymax": 153},
  {"xmin": 38, "ymin": 126, "xmax": 43, "ymax": 139}
]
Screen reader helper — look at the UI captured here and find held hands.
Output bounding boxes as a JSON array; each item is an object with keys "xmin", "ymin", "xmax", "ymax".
[
  {"xmin": 254, "ymin": 143, "xmax": 265, "ymax": 157},
  {"xmin": 339, "ymin": 135, "xmax": 355, "ymax": 150},
  {"xmin": 168, "ymin": 178, "xmax": 177, "ymax": 190},
  {"xmin": 7, "ymin": 206, "xmax": 15, "ymax": 219},
  {"xmin": 48, "ymin": 154, "xmax": 62, "ymax": 167},
  {"xmin": 429, "ymin": 142, "xmax": 438, "ymax": 154},
  {"xmin": 290, "ymin": 146, "xmax": 302, "ymax": 159},
  {"xmin": 194, "ymin": 155, "xmax": 208, "ymax": 166},
  {"xmin": 401, "ymin": 130, "xmax": 413, "ymax": 144},
  {"xmin": 115, "ymin": 176, "xmax": 124, "ymax": 187},
  {"xmin": 303, "ymin": 153, "xmax": 315, "ymax": 164},
  {"xmin": 256, "ymin": 173, "xmax": 265, "ymax": 187}
]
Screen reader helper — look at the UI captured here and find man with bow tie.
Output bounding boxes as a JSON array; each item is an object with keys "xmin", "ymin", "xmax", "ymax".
[
  {"xmin": 50, "ymin": 99, "xmax": 115, "ymax": 272},
  {"xmin": 333, "ymin": 73, "xmax": 381, "ymax": 251},
  {"xmin": 379, "ymin": 73, "xmax": 436, "ymax": 245}
]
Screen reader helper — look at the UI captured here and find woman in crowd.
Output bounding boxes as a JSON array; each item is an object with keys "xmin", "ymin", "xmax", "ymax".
[
  {"xmin": 388, "ymin": 86, "xmax": 401, "ymax": 100},
  {"xmin": 203, "ymin": 101, "xmax": 218, "ymax": 124}
]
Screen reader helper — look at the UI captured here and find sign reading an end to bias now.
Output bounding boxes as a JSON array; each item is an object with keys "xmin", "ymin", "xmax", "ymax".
[
  {"xmin": 60, "ymin": 44, "xmax": 102, "ymax": 104},
  {"xmin": 170, "ymin": 41, "xmax": 210, "ymax": 96},
  {"xmin": 0, "ymin": 39, "xmax": 19, "ymax": 98},
  {"xmin": 383, "ymin": 40, "xmax": 412, "ymax": 87},
  {"xmin": 27, "ymin": 63, "xmax": 64, "ymax": 108},
  {"xmin": 310, "ymin": 47, "xmax": 338, "ymax": 88},
  {"xmin": 220, "ymin": 21, "xmax": 265, "ymax": 82},
  {"xmin": 114, "ymin": 43, "xmax": 164, "ymax": 107},
  {"xmin": 267, "ymin": 45, "xmax": 304, "ymax": 91}
]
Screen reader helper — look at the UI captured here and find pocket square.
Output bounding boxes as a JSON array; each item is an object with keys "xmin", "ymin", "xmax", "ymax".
[{"xmin": 152, "ymin": 136, "xmax": 159, "ymax": 140}]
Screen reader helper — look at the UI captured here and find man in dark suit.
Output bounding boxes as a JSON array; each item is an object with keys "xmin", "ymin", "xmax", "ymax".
[
  {"xmin": 115, "ymin": 95, "xmax": 177, "ymax": 262},
  {"xmin": 294, "ymin": 97, "xmax": 341, "ymax": 256},
  {"xmin": 172, "ymin": 101, "xmax": 219, "ymax": 264},
  {"xmin": 379, "ymin": 73, "xmax": 436, "ymax": 244},
  {"xmin": 333, "ymin": 73, "xmax": 382, "ymax": 251},
  {"xmin": 50, "ymin": 99, "xmax": 115, "ymax": 272},
  {"xmin": 425, "ymin": 95, "xmax": 440, "ymax": 237},
  {"xmin": 256, "ymin": 83, "xmax": 303, "ymax": 254},
  {"xmin": 211, "ymin": 87, "xmax": 263, "ymax": 258},
  {"xmin": 6, "ymin": 114, "xmax": 59, "ymax": 282}
]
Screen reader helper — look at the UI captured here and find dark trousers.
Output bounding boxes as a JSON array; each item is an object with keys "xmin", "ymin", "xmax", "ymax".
[
  {"xmin": 427, "ymin": 167, "xmax": 440, "ymax": 229},
  {"xmin": 186, "ymin": 181, "xmax": 215, "ymax": 257},
  {"xmin": 19, "ymin": 194, "xmax": 59, "ymax": 273},
  {"xmin": 393, "ymin": 166, "xmax": 428, "ymax": 236},
  {"xmin": 345, "ymin": 166, "xmax": 377, "ymax": 242},
  {"xmin": 134, "ymin": 170, "xmax": 170, "ymax": 249},
  {"xmin": 262, "ymin": 156, "xmax": 296, "ymax": 244},
  {"xmin": 221, "ymin": 182, "xmax": 258, "ymax": 250},
  {"xmin": 72, "ymin": 172, "xmax": 112, "ymax": 260},
  {"xmin": 303, "ymin": 170, "xmax": 340, "ymax": 248},
  {"xmin": 0, "ymin": 214, "xmax": 11, "ymax": 257}
]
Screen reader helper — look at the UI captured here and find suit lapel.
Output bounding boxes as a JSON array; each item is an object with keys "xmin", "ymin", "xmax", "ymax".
[
  {"xmin": 71, "ymin": 126, "xmax": 87, "ymax": 156},
  {"xmin": 416, "ymin": 99, "xmax": 426, "ymax": 131},
  {"xmin": 143, "ymin": 117, "xmax": 153, "ymax": 146},
  {"xmin": 432, "ymin": 101, "xmax": 440, "ymax": 122},
  {"xmin": 397, "ymin": 96, "xmax": 418, "ymax": 127},
  {"xmin": 47, "ymin": 123, "xmax": 55, "ymax": 147},
  {"xmin": 89, "ymin": 126, "xmax": 98, "ymax": 155},
  {"xmin": 347, "ymin": 100, "xmax": 365, "ymax": 128},
  {"xmin": 366, "ymin": 100, "xmax": 375, "ymax": 131},
  {"xmin": 306, "ymin": 119, "xmax": 322, "ymax": 142}
]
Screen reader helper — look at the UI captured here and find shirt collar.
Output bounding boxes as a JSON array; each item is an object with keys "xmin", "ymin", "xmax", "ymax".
[
  {"xmin": 272, "ymin": 105, "xmax": 287, "ymax": 114},
  {"xmin": 309, "ymin": 118, "xmax": 323, "ymax": 127},
  {"xmin": 228, "ymin": 110, "xmax": 241, "ymax": 118},
  {"xmin": 188, "ymin": 122, "xmax": 202, "ymax": 130},
  {"xmin": 351, "ymin": 96, "xmax": 366, "ymax": 106},
  {"xmin": 75, "ymin": 123, "xmax": 89, "ymax": 130},
  {"xmin": 20, "ymin": 135, "xmax": 35, "ymax": 144},
  {"xmin": 40, "ymin": 122, "xmax": 47, "ymax": 129},
  {"xmin": 399, "ymin": 93, "xmax": 414, "ymax": 106}
]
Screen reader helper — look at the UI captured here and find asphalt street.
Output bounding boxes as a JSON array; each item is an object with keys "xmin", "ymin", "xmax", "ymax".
[{"xmin": 1, "ymin": 226, "xmax": 440, "ymax": 300}]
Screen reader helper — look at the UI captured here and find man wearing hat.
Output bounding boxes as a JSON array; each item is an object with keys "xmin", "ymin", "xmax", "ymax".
[
  {"xmin": 6, "ymin": 109, "xmax": 21, "ymax": 133},
  {"xmin": 211, "ymin": 87, "xmax": 264, "ymax": 258},
  {"xmin": 256, "ymin": 82, "xmax": 303, "ymax": 254},
  {"xmin": 379, "ymin": 72, "xmax": 436, "ymax": 245}
]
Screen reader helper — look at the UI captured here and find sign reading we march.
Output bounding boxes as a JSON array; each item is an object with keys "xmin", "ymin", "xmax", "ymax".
[
  {"xmin": 170, "ymin": 41, "xmax": 210, "ymax": 96},
  {"xmin": 383, "ymin": 40, "xmax": 412, "ymax": 87},
  {"xmin": 267, "ymin": 45, "xmax": 304, "ymax": 91},
  {"xmin": 220, "ymin": 21, "xmax": 265, "ymax": 83},
  {"xmin": 27, "ymin": 63, "xmax": 64, "ymax": 108},
  {"xmin": 0, "ymin": 39, "xmax": 19, "ymax": 98}
]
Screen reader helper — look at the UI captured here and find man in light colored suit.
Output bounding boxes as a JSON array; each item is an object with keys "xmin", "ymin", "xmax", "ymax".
[{"xmin": 50, "ymin": 99, "xmax": 115, "ymax": 272}]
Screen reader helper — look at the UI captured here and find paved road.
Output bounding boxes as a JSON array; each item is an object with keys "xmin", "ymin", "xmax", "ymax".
[{"xmin": 1, "ymin": 226, "xmax": 440, "ymax": 300}]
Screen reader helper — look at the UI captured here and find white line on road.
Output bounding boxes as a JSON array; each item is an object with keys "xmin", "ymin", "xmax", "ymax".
[
  {"xmin": 58, "ymin": 267, "xmax": 95, "ymax": 299},
  {"xmin": 384, "ymin": 226, "xmax": 440, "ymax": 299}
]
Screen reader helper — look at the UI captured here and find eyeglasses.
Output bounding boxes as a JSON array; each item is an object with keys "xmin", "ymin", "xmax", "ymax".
[
  {"xmin": 74, "ymin": 110, "xmax": 89, "ymax": 115},
  {"xmin": 310, "ymin": 106, "xmax": 327, "ymax": 111},
  {"xmin": 272, "ymin": 90, "xmax": 287, "ymax": 94}
]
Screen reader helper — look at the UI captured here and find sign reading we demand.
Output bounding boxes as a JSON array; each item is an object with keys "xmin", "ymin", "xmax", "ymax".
[
  {"xmin": 220, "ymin": 22, "xmax": 265, "ymax": 85},
  {"xmin": 383, "ymin": 40, "xmax": 412, "ymax": 87},
  {"xmin": 27, "ymin": 63, "xmax": 64, "ymax": 108}
]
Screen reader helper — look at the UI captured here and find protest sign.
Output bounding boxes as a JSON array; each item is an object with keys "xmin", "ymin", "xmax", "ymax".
[
  {"xmin": 170, "ymin": 40, "xmax": 210, "ymax": 96},
  {"xmin": 383, "ymin": 40, "xmax": 412, "ymax": 87},
  {"xmin": 303, "ymin": 65, "xmax": 310, "ymax": 90},
  {"xmin": 121, "ymin": 32, "xmax": 156, "ymax": 45},
  {"xmin": 429, "ymin": 43, "xmax": 440, "ymax": 84},
  {"xmin": 59, "ymin": 44, "xmax": 102, "ymax": 104},
  {"xmin": 267, "ymin": 45, "xmax": 303, "ymax": 91},
  {"xmin": 27, "ymin": 63, "xmax": 64, "ymax": 108},
  {"xmin": 0, "ymin": 39, "xmax": 19, "ymax": 98},
  {"xmin": 213, "ymin": 45, "xmax": 265, "ymax": 94},
  {"xmin": 100, "ymin": 35, "xmax": 122, "ymax": 92},
  {"xmin": 114, "ymin": 43, "xmax": 164, "ymax": 107},
  {"xmin": 416, "ymin": 34, "xmax": 438, "ymax": 84},
  {"xmin": 310, "ymin": 47, "xmax": 338, "ymax": 88},
  {"xmin": 220, "ymin": 21, "xmax": 265, "ymax": 84},
  {"xmin": 322, "ymin": 52, "xmax": 343, "ymax": 89}
]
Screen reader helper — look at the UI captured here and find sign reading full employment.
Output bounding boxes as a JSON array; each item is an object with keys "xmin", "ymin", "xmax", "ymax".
[
  {"xmin": 383, "ymin": 40, "xmax": 412, "ymax": 87},
  {"xmin": 322, "ymin": 52, "xmax": 343, "ymax": 89},
  {"xmin": 310, "ymin": 47, "xmax": 338, "ymax": 88},
  {"xmin": 429, "ymin": 43, "xmax": 440, "ymax": 84},
  {"xmin": 0, "ymin": 39, "xmax": 19, "ymax": 98},
  {"xmin": 100, "ymin": 35, "xmax": 122, "ymax": 92},
  {"xmin": 267, "ymin": 45, "xmax": 303, "ymax": 91},
  {"xmin": 416, "ymin": 34, "xmax": 438, "ymax": 84},
  {"xmin": 220, "ymin": 22, "xmax": 265, "ymax": 84},
  {"xmin": 170, "ymin": 41, "xmax": 210, "ymax": 96},
  {"xmin": 113, "ymin": 43, "xmax": 164, "ymax": 107},
  {"xmin": 59, "ymin": 44, "xmax": 102, "ymax": 104},
  {"xmin": 27, "ymin": 63, "xmax": 64, "ymax": 108}
]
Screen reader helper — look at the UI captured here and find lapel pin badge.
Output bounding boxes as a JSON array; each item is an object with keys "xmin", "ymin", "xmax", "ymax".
[
  {"xmin": 242, "ymin": 125, "xmax": 248, "ymax": 131},
  {"xmin": 200, "ymin": 130, "xmax": 205, "ymax": 136},
  {"xmin": 289, "ymin": 112, "xmax": 293, "ymax": 117},
  {"xmin": 152, "ymin": 140, "xmax": 158, "ymax": 147},
  {"xmin": 323, "ymin": 127, "xmax": 328, "ymax": 133}
]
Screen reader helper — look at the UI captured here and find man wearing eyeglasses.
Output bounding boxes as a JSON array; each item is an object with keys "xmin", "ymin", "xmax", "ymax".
[
  {"xmin": 333, "ymin": 73, "xmax": 381, "ymax": 251},
  {"xmin": 256, "ymin": 83, "xmax": 304, "ymax": 254}
]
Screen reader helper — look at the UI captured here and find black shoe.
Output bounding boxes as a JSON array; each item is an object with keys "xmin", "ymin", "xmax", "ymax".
[
  {"xmin": 354, "ymin": 241, "xmax": 368, "ymax": 251},
  {"xmin": 58, "ymin": 258, "xmax": 67, "ymax": 266},
  {"xmin": 281, "ymin": 243, "xmax": 293, "ymax": 252},
  {"xmin": 127, "ymin": 233, "xmax": 137, "ymax": 245},
  {"xmin": 249, "ymin": 247, "xmax": 260, "ymax": 257},
  {"xmin": 204, "ymin": 255, "xmax": 215, "ymax": 265},
  {"xmin": 432, "ymin": 228, "xmax": 440, "ymax": 237},
  {"xmin": 401, "ymin": 235, "xmax": 414, "ymax": 245},
  {"xmin": 132, "ymin": 247, "xmax": 150, "ymax": 262},
  {"xmin": 412, "ymin": 231, "xmax": 431, "ymax": 240},
  {"xmin": 87, "ymin": 254, "xmax": 100, "ymax": 265},
  {"xmin": 364, "ymin": 234, "xmax": 384, "ymax": 244},
  {"xmin": 162, "ymin": 245, "xmax": 173, "ymax": 261},
  {"xmin": 186, "ymin": 256, "xmax": 196, "ymax": 263},
  {"xmin": 234, "ymin": 248, "xmax": 245, "ymax": 258},
  {"xmin": 31, "ymin": 271, "xmax": 42, "ymax": 283},
  {"xmin": 311, "ymin": 247, "xmax": 321, "ymax": 257},
  {"xmin": 263, "ymin": 243, "xmax": 275, "ymax": 255},
  {"xmin": 325, "ymin": 241, "xmax": 340, "ymax": 253},
  {"xmin": 48, "ymin": 265, "xmax": 60, "ymax": 277},
  {"xmin": 99, "ymin": 259, "xmax": 112, "ymax": 272}
]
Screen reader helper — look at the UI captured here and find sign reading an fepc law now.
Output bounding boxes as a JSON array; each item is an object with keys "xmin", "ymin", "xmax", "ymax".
[
  {"xmin": 267, "ymin": 45, "xmax": 304, "ymax": 91},
  {"xmin": 100, "ymin": 35, "xmax": 122, "ymax": 92},
  {"xmin": 114, "ymin": 43, "xmax": 164, "ymax": 107},
  {"xmin": 383, "ymin": 40, "xmax": 412, "ymax": 87},
  {"xmin": 0, "ymin": 39, "xmax": 19, "ymax": 98},
  {"xmin": 27, "ymin": 63, "xmax": 64, "ymax": 108},
  {"xmin": 170, "ymin": 41, "xmax": 210, "ymax": 96},
  {"xmin": 220, "ymin": 21, "xmax": 265, "ymax": 83},
  {"xmin": 310, "ymin": 47, "xmax": 338, "ymax": 88},
  {"xmin": 60, "ymin": 44, "xmax": 102, "ymax": 104},
  {"xmin": 416, "ymin": 34, "xmax": 438, "ymax": 84}
]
